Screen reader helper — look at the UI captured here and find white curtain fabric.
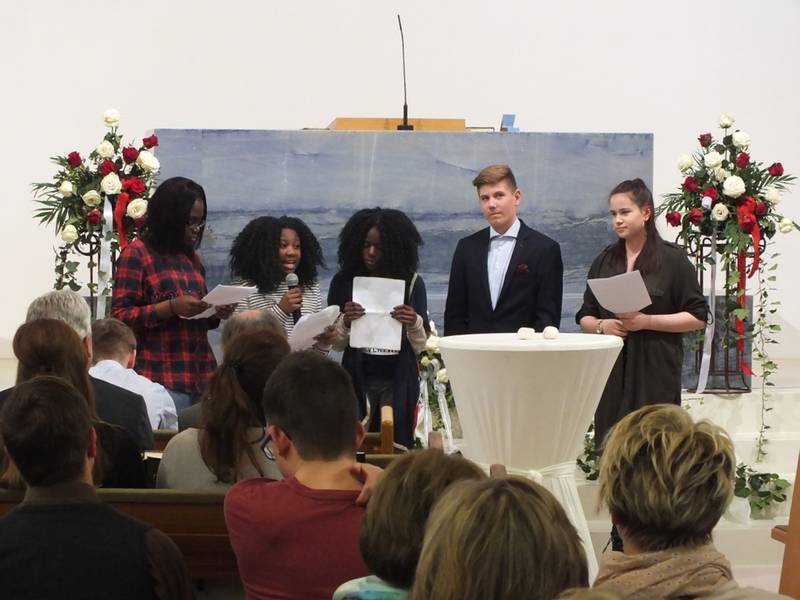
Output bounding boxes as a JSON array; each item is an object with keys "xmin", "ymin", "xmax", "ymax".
[{"xmin": 439, "ymin": 333, "xmax": 623, "ymax": 582}]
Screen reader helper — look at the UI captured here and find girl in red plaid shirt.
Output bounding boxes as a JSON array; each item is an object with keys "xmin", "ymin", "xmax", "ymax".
[{"xmin": 112, "ymin": 177, "xmax": 234, "ymax": 410}]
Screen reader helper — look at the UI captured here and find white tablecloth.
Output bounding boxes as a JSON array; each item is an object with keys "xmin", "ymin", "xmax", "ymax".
[{"xmin": 439, "ymin": 332, "xmax": 623, "ymax": 580}]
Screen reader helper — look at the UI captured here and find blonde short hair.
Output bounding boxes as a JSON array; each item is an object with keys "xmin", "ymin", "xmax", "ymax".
[
  {"xmin": 472, "ymin": 164, "xmax": 517, "ymax": 190},
  {"xmin": 598, "ymin": 404, "xmax": 735, "ymax": 551},
  {"xmin": 411, "ymin": 476, "xmax": 588, "ymax": 600}
]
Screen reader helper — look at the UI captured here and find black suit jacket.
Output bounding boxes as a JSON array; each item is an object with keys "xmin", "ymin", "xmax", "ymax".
[
  {"xmin": 444, "ymin": 220, "xmax": 563, "ymax": 335},
  {"xmin": 0, "ymin": 378, "xmax": 153, "ymax": 452},
  {"xmin": 91, "ymin": 377, "xmax": 154, "ymax": 452}
]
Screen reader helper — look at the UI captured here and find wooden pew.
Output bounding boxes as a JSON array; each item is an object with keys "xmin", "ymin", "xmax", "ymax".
[
  {"xmin": 771, "ymin": 451, "xmax": 800, "ymax": 597},
  {"xmin": 0, "ymin": 488, "xmax": 237, "ymax": 581},
  {"xmin": 153, "ymin": 429, "xmax": 178, "ymax": 452},
  {"xmin": 360, "ymin": 406, "xmax": 395, "ymax": 454}
]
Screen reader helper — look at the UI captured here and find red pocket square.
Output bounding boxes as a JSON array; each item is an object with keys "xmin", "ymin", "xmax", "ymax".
[{"xmin": 516, "ymin": 263, "xmax": 530, "ymax": 274}]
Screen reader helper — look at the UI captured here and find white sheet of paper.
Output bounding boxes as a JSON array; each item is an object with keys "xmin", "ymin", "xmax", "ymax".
[
  {"xmin": 350, "ymin": 276, "xmax": 404, "ymax": 351},
  {"xmin": 288, "ymin": 305, "xmax": 341, "ymax": 351},
  {"xmin": 587, "ymin": 270, "xmax": 652, "ymax": 314},
  {"xmin": 184, "ymin": 284, "xmax": 256, "ymax": 320}
]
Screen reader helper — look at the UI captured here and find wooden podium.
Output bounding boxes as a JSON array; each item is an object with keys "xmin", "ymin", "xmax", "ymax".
[{"xmin": 327, "ymin": 117, "xmax": 466, "ymax": 131}]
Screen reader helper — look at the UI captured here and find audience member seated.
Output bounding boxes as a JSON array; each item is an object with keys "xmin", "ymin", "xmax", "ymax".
[
  {"xmin": 225, "ymin": 351, "xmax": 370, "ymax": 600},
  {"xmin": 90, "ymin": 317, "xmax": 178, "ymax": 431},
  {"xmin": 0, "ymin": 376, "xmax": 193, "ymax": 600},
  {"xmin": 594, "ymin": 404, "xmax": 789, "ymax": 599},
  {"xmin": 410, "ymin": 477, "xmax": 588, "ymax": 600},
  {"xmin": 157, "ymin": 329, "xmax": 289, "ymax": 489},
  {"xmin": 0, "ymin": 289, "xmax": 154, "ymax": 451},
  {"xmin": 1, "ymin": 319, "xmax": 146, "ymax": 488},
  {"xmin": 334, "ymin": 448, "xmax": 486, "ymax": 600},
  {"xmin": 177, "ymin": 309, "xmax": 285, "ymax": 431}
]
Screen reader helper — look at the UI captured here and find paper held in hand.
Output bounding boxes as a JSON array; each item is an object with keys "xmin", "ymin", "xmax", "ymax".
[
  {"xmin": 350, "ymin": 276, "xmax": 405, "ymax": 351},
  {"xmin": 587, "ymin": 270, "xmax": 652, "ymax": 314},
  {"xmin": 288, "ymin": 305, "xmax": 341, "ymax": 351},
  {"xmin": 183, "ymin": 284, "xmax": 256, "ymax": 320}
]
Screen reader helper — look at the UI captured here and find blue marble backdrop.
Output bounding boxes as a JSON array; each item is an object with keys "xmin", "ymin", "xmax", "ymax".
[{"xmin": 154, "ymin": 129, "xmax": 654, "ymax": 332}]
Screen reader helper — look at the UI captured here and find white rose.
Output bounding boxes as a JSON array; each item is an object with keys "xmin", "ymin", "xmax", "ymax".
[
  {"xmin": 126, "ymin": 198, "xmax": 148, "ymax": 219},
  {"xmin": 765, "ymin": 187, "xmax": 781, "ymax": 205},
  {"xmin": 82, "ymin": 190, "xmax": 102, "ymax": 207},
  {"xmin": 95, "ymin": 140, "xmax": 115, "ymax": 158},
  {"xmin": 704, "ymin": 151, "xmax": 723, "ymax": 170},
  {"xmin": 779, "ymin": 218, "xmax": 795, "ymax": 234},
  {"xmin": 425, "ymin": 335, "xmax": 440, "ymax": 353},
  {"xmin": 60, "ymin": 224, "xmax": 78, "ymax": 243},
  {"xmin": 58, "ymin": 180, "xmax": 74, "ymax": 197},
  {"xmin": 435, "ymin": 368, "xmax": 449, "ymax": 384},
  {"xmin": 701, "ymin": 196, "xmax": 713, "ymax": 210},
  {"xmin": 732, "ymin": 131, "xmax": 751, "ymax": 149},
  {"xmin": 713, "ymin": 167, "xmax": 730, "ymax": 183},
  {"xmin": 718, "ymin": 113, "xmax": 735, "ymax": 128},
  {"xmin": 542, "ymin": 326, "xmax": 560, "ymax": 340},
  {"xmin": 100, "ymin": 172, "xmax": 122, "ymax": 195},
  {"xmin": 711, "ymin": 203, "xmax": 730, "ymax": 221},
  {"xmin": 136, "ymin": 150, "xmax": 160, "ymax": 173},
  {"xmin": 722, "ymin": 175, "xmax": 746, "ymax": 198},
  {"xmin": 103, "ymin": 108, "xmax": 120, "ymax": 128},
  {"xmin": 677, "ymin": 155, "xmax": 693, "ymax": 172}
]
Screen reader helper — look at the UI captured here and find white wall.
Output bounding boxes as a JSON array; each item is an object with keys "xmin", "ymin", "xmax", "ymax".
[{"xmin": 2, "ymin": 0, "xmax": 798, "ymax": 357}]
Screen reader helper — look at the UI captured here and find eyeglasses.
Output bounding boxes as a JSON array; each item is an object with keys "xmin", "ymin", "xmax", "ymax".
[
  {"xmin": 186, "ymin": 218, "xmax": 206, "ymax": 231},
  {"xmin": 260, "ymin": 428, "xmax": 291, "ymax": 461}
]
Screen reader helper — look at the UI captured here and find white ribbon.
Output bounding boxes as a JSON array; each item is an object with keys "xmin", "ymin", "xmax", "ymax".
[
  {"xmin": 415, "ymin": 373, "xmax": 433, "ymax": 446},
  {"xmin": 696, "ymin": 231, "xmax": 717, "ymax": 394},
  {"xmin": 96, "ymin": 197, "xmax": 114, "ymax": 318},
  {"xmin": 433, "ymin": 379, "xmax": 455, "ymax": 453}
]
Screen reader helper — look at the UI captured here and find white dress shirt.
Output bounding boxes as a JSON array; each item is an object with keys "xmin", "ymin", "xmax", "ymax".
[
  {"xmin": 89, "ymin": 359, "xmax": 178, "ymax": 430},
  {"xmin": 487, "ymin": 219, "xmax": 521, "ymax": 309}
]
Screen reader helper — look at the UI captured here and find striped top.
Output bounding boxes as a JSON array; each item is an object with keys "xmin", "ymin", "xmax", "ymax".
[{"xmin": 231, "ymin": 278, "xmax": 325, "ymax": 338}]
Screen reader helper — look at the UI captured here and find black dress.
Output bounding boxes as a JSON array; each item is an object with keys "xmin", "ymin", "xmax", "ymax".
[{"xmin": 575, "ymin": 241, "xmax": 708, "ymax": 446}]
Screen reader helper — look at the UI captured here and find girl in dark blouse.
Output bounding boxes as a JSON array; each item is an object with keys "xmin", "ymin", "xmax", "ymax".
[{"xmin": 576, "ymin": 178, "xmax": 707, "ymax": 447}]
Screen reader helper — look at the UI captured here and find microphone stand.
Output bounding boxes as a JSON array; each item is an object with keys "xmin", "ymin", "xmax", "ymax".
[{"xmin": 397, "ymin": 15, "xmax": 414, "ymax": 131}]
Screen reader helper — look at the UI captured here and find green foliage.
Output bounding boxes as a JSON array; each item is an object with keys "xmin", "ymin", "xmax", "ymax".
[
  {"xmin": 576, "ymin": 423, "xmax": 600, "ymax": 481},
  {"xmin": 734, "ymin": 463, "xmax": 791, "ymax": 514}
]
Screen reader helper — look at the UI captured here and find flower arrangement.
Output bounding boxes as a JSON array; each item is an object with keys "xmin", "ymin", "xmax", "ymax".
[
  {"xmin": 658, "ymin": 114, "xmax": 797, "ymax": 465},
  {"xmin": 32, "ymin": 108, "xmax": 160, "ymax": 294},
  {"xmin": 416, "ymin": 321, "xmax": 462, "ymax": 448}
]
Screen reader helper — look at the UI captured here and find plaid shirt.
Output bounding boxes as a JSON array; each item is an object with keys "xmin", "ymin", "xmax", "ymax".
[{"xmin": 112, "ymin": 239, "xmax": 217, "ymax": 397}]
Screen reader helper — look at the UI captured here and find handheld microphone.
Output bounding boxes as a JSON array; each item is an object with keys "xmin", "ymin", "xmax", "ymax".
[
  {"xmin": 397, "ymin": 15, "xmax": 413, "ymax": 131},
  {"xmin": 285, "ymin": 273, "xmax": 302, "ymax": 324}
]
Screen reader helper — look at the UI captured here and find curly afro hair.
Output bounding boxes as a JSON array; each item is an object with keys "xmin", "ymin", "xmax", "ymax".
[
  {"xmin": 337, "ymin": 208, "xmax": 422, "ymax": 282},
  {"xmin": 229, "ymin": 215, "xmax": 324, "ymax": 293},
  {"xmin": 142, "ymin": 177, "xmax": 206, "ymax": 255}
]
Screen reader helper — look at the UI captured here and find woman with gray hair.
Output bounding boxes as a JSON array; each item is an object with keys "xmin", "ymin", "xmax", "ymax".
[{"xmin": 594, "ymin": 404, "xmax": 788, "ymax": 599}]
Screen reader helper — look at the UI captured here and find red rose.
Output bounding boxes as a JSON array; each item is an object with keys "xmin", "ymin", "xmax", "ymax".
[
  {"xmin": 689, "ymin": 208, "xmax": 704, "ymax": 225},
  {"xmin": 134, "ymin": 216, "xmax": 146, "ymax": 228},
  {"xmin": 755, "ymin": 201, "xmax": 767, "ymax": 216},
  {"xmin": 87, "ymin": 209, "xmax": 102, "ymax": 226},
  {"xmin": 99, "ymin": 159, "xmax": 117, "ymax": 176},
  {"xmin": 738, "ymin": 211, "xmax": 756, "ymax": 234},
  {"xmin": 698, "ymin": 133, "xmax": 712, "ymax": 147},
  {"xmin": 125, "ymin": 177, "xmax": 146, "ymax": 195},
  {"xmin": 738, "ymin": 195, "xmax": 757, "ymax": 213},
  {"xmin": 735, "ymin": 152, "xmax": 750, "ymax": 169},
  {"xmin": 142, "ymin": 134, "xmax": 159, "ymax": 149},
  {"xmin": 666, "ymin": 211, "xmax": 682, "ymax": 227},
  {"xmin": 67, "ymin": 151, "xmax": 82, "ymax": 168},
  {"xmin": 683, "ymin": 176, "xmax": 700, "ymax": 193},
  {"xmin": 768, "ymin": 162, "xmax": 784, "ymax": 176},
  {"xmin": 122, "ymin": 147, "xmax": 139, "ymax": 164},
  {"xmin": 701, "ymin": 186, "xmax": 718, "ymax": 201}
]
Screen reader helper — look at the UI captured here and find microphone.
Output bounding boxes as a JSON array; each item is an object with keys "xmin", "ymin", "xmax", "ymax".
[
  {"xmin": 285, "ymin": 273, "xmax": 302, "ymax": 324},
  {"xmin": 396, "ymin": 14, "xmax": 413, "ymax": 131}
]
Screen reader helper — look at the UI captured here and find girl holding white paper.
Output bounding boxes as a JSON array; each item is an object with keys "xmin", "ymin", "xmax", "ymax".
[
  {"xmin": 576, "ymin": 179, "xmax": 707, "ymax": 453},
  {"xmin": 229, "ymin": 216, "xmax": 335, "ymax": 350},
  {"xmin": 328, "ymin": 208, "xmax": 429, "ymax": 448}
]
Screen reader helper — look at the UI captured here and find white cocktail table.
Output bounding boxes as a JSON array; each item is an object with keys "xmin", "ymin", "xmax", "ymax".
[{"xmin": 438, "ymin": 332, "xmax": 623, "ymax": 580}]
